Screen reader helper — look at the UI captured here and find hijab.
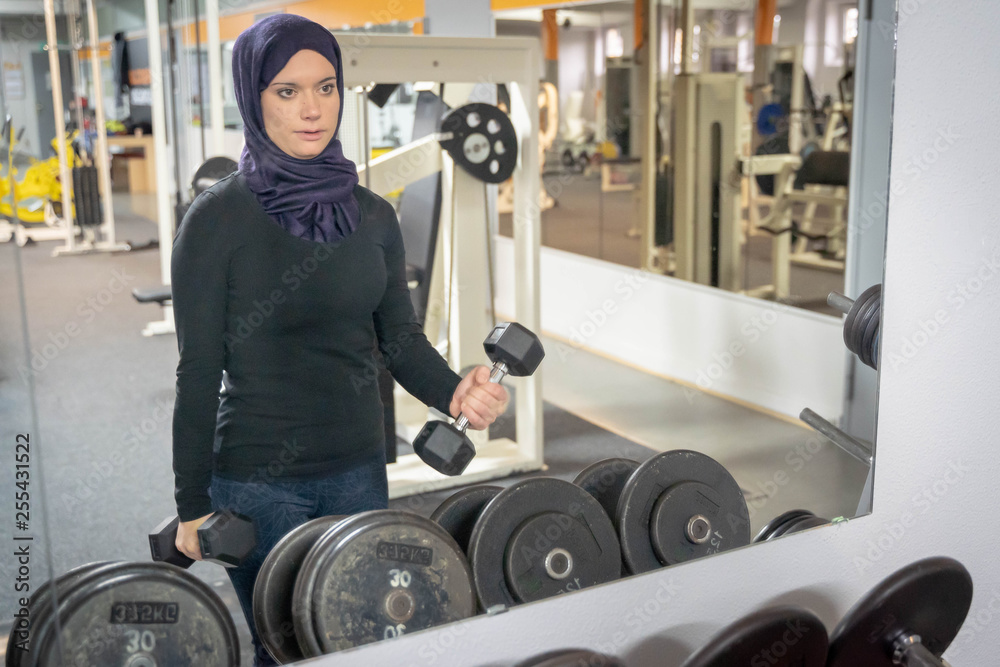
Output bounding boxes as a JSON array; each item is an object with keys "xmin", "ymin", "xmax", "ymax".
[{"xmin": 232, "ymin": 14, "xmax": 360, "ymax": 242}]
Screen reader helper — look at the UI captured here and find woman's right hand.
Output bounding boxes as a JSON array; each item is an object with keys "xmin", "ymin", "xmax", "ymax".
[{"xmin": 176, "ymin": 513, "xmax": 213, "ymax": 561}]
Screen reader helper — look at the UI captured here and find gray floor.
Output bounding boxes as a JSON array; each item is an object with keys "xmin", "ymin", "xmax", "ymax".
[{"xmin": 0, "ymin": 191, "xmax": 868, "ymax": 663}]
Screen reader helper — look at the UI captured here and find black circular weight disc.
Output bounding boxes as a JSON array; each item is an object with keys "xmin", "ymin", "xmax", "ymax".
[
  {"xmin": 438, "ymin": 103, "xmax": 518, "ymax": 184},
  {"xmin": 769, "ymin": 511, "xmax": 820, "ymax": 540},
  {"xmin": 468, "ymin": 477, "xmax": 621, "ymax": 609},
  {"xmin": 827, "ymin": 556, "xmax": 973, "ymax": 666},
  {"xmin": 679, "ymin": 606, "xmax": 828, "ymax": 667},
  {"xmin": 515, "ymin": 649, "xmax": 625, "ymax": 667},
  {"xmin": 430, "ymin": 485, "xmax": 503, "ymax": 554},
  {"xmin": 844, "ymin": 285, "xmax": 880, "ymax": 357},
  {"xmin": 35, "ymin": 562, "xmax": 239, "ymax": 667},
  {"xmin": 253, "ymin": 515, "xmax": 344, "ymax": 664},
  {"xmin": 8, "ymin": 561, "xmax": 117, "ymax": 667},
  {"xmin": 293, "ymin": 509, "xmax": 475, "ymax": 657},
  {"xmin": 617, "ymin": 450, "xmax": 750, "ymax": 574},
  {"xmin": 860, "ymin": 289, "xmax": 883, "ymax": 369},
  {"xmin": 572, "ymin": 458, "xmax": 640, "ymax": 523},
  {"xmin": 781, "ymin": 514, "xmax": 830, "ymax": 537},
  {"xmin": 753, "ymin": 510, "xmax": 814, "ymax": 543}
]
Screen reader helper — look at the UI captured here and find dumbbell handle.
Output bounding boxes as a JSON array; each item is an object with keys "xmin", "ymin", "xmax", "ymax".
[
  {"xmin": 827, "ymin": 291, "xmax": 854, "ymax": 315},
  {"xmin": 799, "ymin": 408, "xmax": 873, "ymax": 467},
  {"xmin": 894, "ymin": 635, "xmax": 946, "ymax": 667},
  {"xmin": 453, "ymin": 362, "xmax": 508, "ymax": 432}
]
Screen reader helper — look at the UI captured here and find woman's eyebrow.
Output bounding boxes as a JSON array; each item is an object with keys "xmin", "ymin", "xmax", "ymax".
[{"xmin": 270, "ymin": 76, "xmax": 337, "ymax": 87}]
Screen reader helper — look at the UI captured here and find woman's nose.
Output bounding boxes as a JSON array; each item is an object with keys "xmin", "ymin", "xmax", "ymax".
[{"xmin": 300, "ymin": 94, "xmax": 320, "ymax": 119}]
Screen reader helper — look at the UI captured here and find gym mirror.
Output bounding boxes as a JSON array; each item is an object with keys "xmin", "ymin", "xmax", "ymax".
[{"xmin": 2, "ymin": 0, "xmax": 888, "ymax": 662}]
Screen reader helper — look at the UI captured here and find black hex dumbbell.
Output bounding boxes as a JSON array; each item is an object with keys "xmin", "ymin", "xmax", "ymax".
[
  {"xmin": 149, "ymin": 510, "xmax": 256, "ymax": 568},
  {"xmin": 413, "ymin": 322, "xmax": 544, "ymax": 476}
]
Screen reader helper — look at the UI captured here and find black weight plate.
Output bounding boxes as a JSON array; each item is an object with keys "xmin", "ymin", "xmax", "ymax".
[
  {"xmin": 469, "ymin": 477, "xmax": 621, "ymax": 609},
  {"xmin": 781, "ymin": 514, "xmax": 830, "ymax": 536},
  {"xmin": 572, "ymin": 458, "xmax": 640, "ymax": 523},
  {"xmin": 7, "ymin": 561, "xmax": 117, "ymax": 667},
  {"xmin": 679, "ymin": 606, "xmax": 828, "ymax": 667},
  {"xmin": 254, "ymin": 515, "xmax": 344, "ymax": 664},
  {"xmin": 769, "ymin": 511, "xmax": 819, "ymax": 540},
  {"xmin": 827, "ymin": 556, "xmax": 973, "ymax": 666},
  {"xmin": 515, "ymin": 649, "xmax": 625, "ymax": 667},
  {"xmin": 752, "ymin": 510, "xmax": 814, "ymax": 543},
  {"xmin": 33, "ymin": 561, "xmax": 239, "ymax": 667},
  {"xmin": 860, "ymin": 288, "xmax": 882, "ymax": 369},
  {"xmin": 844, "ymin": 285, "xmax": 880, "ymax": 357},
  {"xmin": 430, "ymin": 485, "xmax": 502, "ymax": 554},
  {"xmin": 438, "ymin": 103, "xmax": 518, "ymax": 184},
  {"xmin": 617, "ymin": 450, "xmax": 750, "ymax": 575},
  {"xmin": 293, "ymin": 509, "xmax": 475, "ymax": 656}
]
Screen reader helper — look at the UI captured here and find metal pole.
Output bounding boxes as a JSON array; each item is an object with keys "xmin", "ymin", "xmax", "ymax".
[
  {"xmin": 799, "ymin": 408, "xmax": 873, "ymax": 466},
  {"xmin": 206, "ymin": 0, "xmax": 225, "ymax": 155},
  {"xmin": 193, "ymin": 0, "xmax": 206, "ymax": 162},
  {"xmin": 85, "ymin": 0, "xmax": 122, "ymax": 248},
  {"xmin": 44, "ymin": 0, "xmax": 77, "ymax": 253},
  {"xmin": 146, "ymin": 0, "xmax": 173, "ymax": 288}
]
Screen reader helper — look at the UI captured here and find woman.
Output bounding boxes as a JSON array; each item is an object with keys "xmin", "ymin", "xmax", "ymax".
[{"xmin": 170, "ymin": 14, "xmax": 508, "ymax": 665}]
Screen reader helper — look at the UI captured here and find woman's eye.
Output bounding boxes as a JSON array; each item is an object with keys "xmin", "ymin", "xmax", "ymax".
[
  {"xmin": 321, "ymin": 84, "xmax": 335, "ymax": 94},
  {"xmin": 277, "ymin": 88, "xmax": 295, "ymax": 98}
]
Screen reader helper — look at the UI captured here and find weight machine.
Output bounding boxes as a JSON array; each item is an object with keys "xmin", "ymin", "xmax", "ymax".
[
  {"xmin": 345, "ymin": 35, "xmax": 544, "ymax": 498},
  {"xmin": 3, "ymin": 0, "xmax": 130, "ymax": 254}
]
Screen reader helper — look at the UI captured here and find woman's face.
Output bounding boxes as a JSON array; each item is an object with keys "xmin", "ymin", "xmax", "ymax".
[{"xmin": 260, "ymin": 49, "xmax": 340, "ymax": 160}]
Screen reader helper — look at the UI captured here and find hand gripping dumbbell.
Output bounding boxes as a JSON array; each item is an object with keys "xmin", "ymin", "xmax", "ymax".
[
  {"xmin": 413, "ymin": 322, "xmax": 544, "ymax": 476},
  {"xmin": 149, "ymin": 510, "xmax": 256, "ymax": 568}
]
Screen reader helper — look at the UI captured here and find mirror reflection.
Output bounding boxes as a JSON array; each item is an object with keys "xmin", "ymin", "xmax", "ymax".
[{"xmin": 0, "ymin": 0, "xmax": 885, "ymax": 664}]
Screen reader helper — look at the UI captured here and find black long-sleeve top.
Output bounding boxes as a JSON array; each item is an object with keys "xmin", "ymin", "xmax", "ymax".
[{"xmin": 171, "ymin": 172, "xmax": 462, "ymax": 521}]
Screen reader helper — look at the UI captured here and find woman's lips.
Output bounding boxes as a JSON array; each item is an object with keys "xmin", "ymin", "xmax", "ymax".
[{"xmin": 297, "ymin": 130, "xmax": 324, "ymax": 141}]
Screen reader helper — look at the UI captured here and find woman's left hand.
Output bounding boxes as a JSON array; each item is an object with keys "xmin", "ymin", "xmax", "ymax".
[{"xmin": 449, "ymin": 366, "xmax": 510, "ymax": 430}]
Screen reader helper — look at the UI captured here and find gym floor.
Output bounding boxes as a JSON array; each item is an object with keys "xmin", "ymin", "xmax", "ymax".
[{"xmin": 0, "ymin": 189, "xmax": 867, "ymax": 663}]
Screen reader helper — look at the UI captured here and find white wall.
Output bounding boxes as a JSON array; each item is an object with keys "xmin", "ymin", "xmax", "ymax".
[
  {"xmin": 493, "ymin": 238, "xmax": 845, "ymax": 420},
  {"xmin": 307, "ymin": 2, "xmax": 1000, "ymax": 665}
]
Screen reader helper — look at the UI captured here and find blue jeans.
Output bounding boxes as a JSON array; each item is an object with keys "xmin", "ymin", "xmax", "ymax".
[{"xmin": 209, "ymin": 452, "xmax": 389, "ymax": 667}]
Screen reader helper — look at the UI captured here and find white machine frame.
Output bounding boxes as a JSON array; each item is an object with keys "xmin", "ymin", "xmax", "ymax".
[
  {"xmin": 341, "ymin": 34, "xmax": 543, "ymax": 497},
  {"xmin": 4, "ymin": 0, "xmax": 130, "ymax": 255}
]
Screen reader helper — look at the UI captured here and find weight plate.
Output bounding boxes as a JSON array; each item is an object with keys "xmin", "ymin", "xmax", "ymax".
[
  {"xmin": 254, "ymin": 515, "xmax": 344, "ymax": 664},
  {"xmin": 515, "ymin": 649, "xmax": 624, "ymax": 667},
  {"xmin": 769, "ymin": 511, "xmax": 819, "ymax": 540},
  {"xmin": 293, "ymin": 509, "xmax": 475, "ymax": 657},
  {"xmin": 430, "ymin": 485, "xmax": 502, "ymax": 554},
  {"xmin": 33, "ymin": 562, "xmax": 239, "ymax": 667},
  {"xmin": 572, "ymin": 458, "xmax": 640, "ymax": 523},
  {"xmin": 468, "ymin": 477, "xmax": 621, "ymax": 609},
  {"xmin": 827, "ymin": 556, "xmax": 973, "ymax": 666},
  {"xmin": 844, "ymin": 285, "xmax": 880, "ymax": 358},
  {"xmin": 438, "ymin": 103, "xmax": 518, "ymax": 184},
  {"xmin": 781, "ymin": 514, "xmax": 830, "ymax": 536},
  {"xmin": 617, "ymin": 450, "xmax": 750, "ymax": 575},
  {"xmin": 752, "ymin": 510, "xmax": 813, "ymax": 543},
  {"xmin": 7, "ymin": 561, "xmax": 117, "ymax": 667},
  {"xmin": 679, "ymin": 606, "xmax": 828, "ymax": 667},
  {"xmin": 859, "ymin": 287, "xmax": 882, "ymax": 369}
]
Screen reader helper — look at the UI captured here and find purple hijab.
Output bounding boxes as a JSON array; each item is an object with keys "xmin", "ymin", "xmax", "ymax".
[{"xmin": 232, "ymin": 14, "xmax": 360, "ymax": 242}]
